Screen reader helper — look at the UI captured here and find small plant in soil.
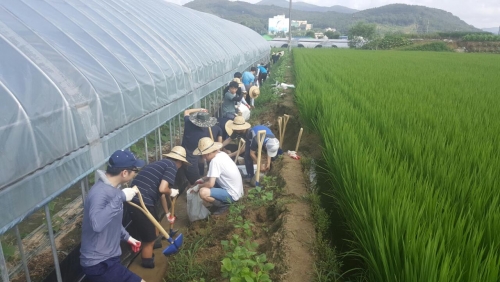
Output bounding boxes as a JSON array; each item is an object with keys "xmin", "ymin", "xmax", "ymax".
[{"xmin": 247, "ymin": 187, "xmax": 273, "ymax": 207}]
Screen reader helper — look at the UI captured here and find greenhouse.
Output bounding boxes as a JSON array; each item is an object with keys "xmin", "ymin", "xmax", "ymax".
[{"xmin": 0, "ymin": 0, "xmax": 270, "ymax": 280}]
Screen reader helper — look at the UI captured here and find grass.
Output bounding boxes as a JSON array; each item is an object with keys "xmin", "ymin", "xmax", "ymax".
[{"xmin": 294, "ymin": 49, "xmax": 500, "ymax": 282}]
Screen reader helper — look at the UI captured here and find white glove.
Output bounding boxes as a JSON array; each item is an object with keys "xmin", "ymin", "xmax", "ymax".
[
  {"xmin": 127, "ymin": 237, "xmax": 141, "ymax": 252},
  {"xmin": 170, "ymin": 189, "xmax": 179, "ymax": 198},
  {"xmin": 122, "ymin": 187, "xmax": 138, "ymax": 202}
]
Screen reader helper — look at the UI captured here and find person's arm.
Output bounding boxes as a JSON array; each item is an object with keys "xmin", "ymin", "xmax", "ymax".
[
  {"xmin": 121, "ymin": 226, "xmax": 130, "ymax": 241},
  {"xmin": 199, "ymin": 177, "xmax": 216, "ymax": 188},
  {"xmin": 88, "ymin": 191, "xmax": 126, "ymax": 234},
  {"xmin": 222, "ymin": 136, "xmax": 233, "ymax": 147},
  {"xmin": 160, "ymin": 194, "xmax": 169, "ymax": 215},
  {"xmin": 250, "ymin": 149, "xmax": 258, "ymax": 163},
  {"xmin": 184, "ymin": 108, "xmax": 206, "ymax": 116},
  {"xmin": 265, "ymin": 155, "xmax": 271, "ymax": 171},
  {"xmin": 158, "ymin": 179, "xmax": 172, "ymax": 194}
]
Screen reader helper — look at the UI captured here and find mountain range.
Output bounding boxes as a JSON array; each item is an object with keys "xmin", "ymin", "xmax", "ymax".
[
  {"xmin": 184, "ymin": 0, "xmax": 481, "ymax": 35},
  {"xmin": 256, "ymin": 0, "xmax": 358, "ymax": 13},
  {"xmin": 481, "ymin": 27, "xmax": 499, "ymax": 34}
]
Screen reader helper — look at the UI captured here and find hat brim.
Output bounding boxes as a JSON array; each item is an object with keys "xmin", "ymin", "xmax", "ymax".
[
  {"xmin": 163, "ymin": 153, "xmax": 191, "ymax": 166},
  {"xmin": 225, "ymin": 120, "xmax": 251, "ymax": 137},
  {"xmin": 134, "ymin": 159, "xmax": 146, "ymax": 168},
  {"xmin": 188, "ymin": 113, "xmax": 217, "ymax": 128},
  {"xmin": 267, "ymin": 149, "xmax": 278, "ymax": 158},
  {"xmin": 193, "ymin": 142, "xmax": 223, "ymax": 155}
]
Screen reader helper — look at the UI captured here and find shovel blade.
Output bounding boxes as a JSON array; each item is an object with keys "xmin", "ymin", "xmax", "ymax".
[{"xmin": 162, "ymin": 233, "xmax": 184, "ymax": 256}]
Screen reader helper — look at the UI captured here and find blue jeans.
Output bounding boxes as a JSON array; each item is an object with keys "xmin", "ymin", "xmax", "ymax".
[
  {"xmin": 82, "ymin": 256, "xmax": 141, "ymax": 282},
  {"xmin": 210, "ymin": 187, "xmax": 234, "ymax": 204}
]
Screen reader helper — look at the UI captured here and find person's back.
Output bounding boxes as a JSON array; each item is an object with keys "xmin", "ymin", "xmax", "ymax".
[
  {"xmin": 131, "ymin": 159, "xmax": 177, "ymax": 206},
  {"xmin": 80, "ymin": 171, "xmax": 125, "ymax": 267},
  {"xmin": 242, "ymin": 70, "xmax": 255, "ymax": 86},
  {"xmin": 208, "ymin": 151, "xmax": 243, "ymax": 201}
]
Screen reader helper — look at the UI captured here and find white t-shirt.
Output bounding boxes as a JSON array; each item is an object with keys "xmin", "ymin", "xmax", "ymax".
[{"xmin": 207, "ymin": 152, "xmax": 243, "ymax": 201}]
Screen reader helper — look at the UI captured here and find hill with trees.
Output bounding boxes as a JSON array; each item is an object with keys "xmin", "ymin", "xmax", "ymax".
[
  {"xmin": 256, "ymin": 0, "xmax": 358, "ymax": 13},
  {"xmin": 184, "ymin": 0, "xmax": 481, "ymax": 35}
]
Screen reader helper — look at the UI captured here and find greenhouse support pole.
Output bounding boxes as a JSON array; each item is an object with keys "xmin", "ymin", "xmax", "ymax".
[
  {"xmin": 15, "ymin": 226, "xmax": 31, "ymax": 282},
  {"xmin": 154, "ymin": 129, "xmax": 158, "ymax": 161},
  {"xmin": 158, "ymin": 128, "xmax": 162, "ymax": 158},
  {"xmin": 178, "ymin": 114, "xmax": 182, "ymax": 144},
  {"xmin": 80, "ymin": 179, "xmax": 86, "ymax": 205},
  {"xmin": 144, "ymin": 137, "xmax": 149, "ymax": 165},
  {"xmin": 0, "ymin": 238, "xmax": 9, "ymax": 282},
  {"xmin": 44, "ymin": 205, "xmax": 62, "ymax": 282},
  {"xmin": 169, "ymin": 120, "xmax": 173, "ymax": 150}
]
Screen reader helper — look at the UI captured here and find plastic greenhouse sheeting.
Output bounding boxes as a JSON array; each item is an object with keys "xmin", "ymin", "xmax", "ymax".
[{"xmin": 0, "ymin": 0, "xmax": 270, "ymax": 235}]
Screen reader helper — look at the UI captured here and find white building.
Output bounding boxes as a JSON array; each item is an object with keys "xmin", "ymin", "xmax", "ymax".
[{"xmin": 268, "ymin": 15, "xmax": 289, "ymax": 34}]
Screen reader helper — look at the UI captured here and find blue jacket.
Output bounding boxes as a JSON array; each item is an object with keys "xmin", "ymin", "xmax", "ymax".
[{"xmin": 80, "ymin": 170, "xmax": 130, "ymax": 267}]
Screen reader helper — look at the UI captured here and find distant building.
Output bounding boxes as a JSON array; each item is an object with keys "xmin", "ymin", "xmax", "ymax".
[
  {"xmin": 268, "ymin": 15, "xmax": 289, "ymax": 34},
  {"xmin": 291, "ymin": 20, "xmax": 312, "ymax": 30},
  {"xmin": 314, "ymin": 32, "xmax": 324, "ymax": 39},
  {"xmin": 325, "ymin": 27, "xmax": 336, "ymax": 32}
]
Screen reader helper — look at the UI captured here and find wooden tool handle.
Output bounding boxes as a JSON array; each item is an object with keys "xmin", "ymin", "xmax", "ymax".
[
  {"xmin": 295, "ymin": 128, "xmax": 303, "ymax": 152},
  {"xmin": 127, "ymin": 187, "xmax": 170, "ymax": 239},
  {"xmin": 255, "ymin": 130, "xmax": 266, "ymax": 185},
  {"xmin": 208, "ymin": 127, "xmax": 214, "ymax": 141}
]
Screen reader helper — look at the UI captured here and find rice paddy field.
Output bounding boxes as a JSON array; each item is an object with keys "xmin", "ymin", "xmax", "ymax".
[{"xmin": 294, "ymin": 49, "xmax": 500, "ymax": 281}]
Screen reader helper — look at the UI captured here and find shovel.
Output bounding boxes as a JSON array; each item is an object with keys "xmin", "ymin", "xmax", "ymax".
[
  {"xmin": 277, "ymin": 117, "xmax": 283, "ymax": 146},
  {"xmin": 208, "ymin": 127, "xmax": 214, "ymax": 141},
  {"xmin": 234, "ymin": 138, "xmax": 246, "ymax": 163},
  {"xmin": 281, "ymin": 114, "xmax": 290, "ymax": 147},
  {"xmin": 255, "ymin": 130, "xmax": 267, "ymax": 187},
  {"xmin": 127, "ymin": 187, "xmax": 183, "ymax": 256},
  {"xmin": 168, "ymin": 196, "xmax": 178, "ymax": 238}
]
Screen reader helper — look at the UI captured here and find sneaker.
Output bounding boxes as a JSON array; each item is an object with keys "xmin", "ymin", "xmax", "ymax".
[{"xmin": 243, "ymin": 175, "xmax": 253, "ymax": 183}]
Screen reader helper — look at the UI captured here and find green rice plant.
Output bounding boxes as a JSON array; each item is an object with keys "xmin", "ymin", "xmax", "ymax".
[{"xmin": 294, "ymin": 49, "xmax": 500, "ymax": 282}]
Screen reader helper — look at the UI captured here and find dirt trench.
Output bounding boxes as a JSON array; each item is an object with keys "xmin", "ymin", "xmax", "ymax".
[{"xmin": 129, "ymin": 65, "xmax": 322, "ymax": 282}]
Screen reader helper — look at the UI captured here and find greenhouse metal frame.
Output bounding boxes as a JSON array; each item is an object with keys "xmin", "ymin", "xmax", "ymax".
[{"xmin": 0, "ymin": 0, "xmax": 270, "ymax": 280}]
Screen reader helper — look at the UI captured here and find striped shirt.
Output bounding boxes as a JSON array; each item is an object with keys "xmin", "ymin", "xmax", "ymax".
[{"xmin": 131, "ymin": 159, "xmax": 177, "ymax": 207}]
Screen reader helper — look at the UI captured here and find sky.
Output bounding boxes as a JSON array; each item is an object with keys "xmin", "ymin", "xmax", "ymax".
[{"xmin": 165, "ymin": 0, "xmax": 500, "ymax": 28}]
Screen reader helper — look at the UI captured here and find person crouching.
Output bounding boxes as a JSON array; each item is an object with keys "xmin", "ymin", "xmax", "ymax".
[{"xmin": 193, "ymin": 137, "xmax": 243, "ymax": 215}]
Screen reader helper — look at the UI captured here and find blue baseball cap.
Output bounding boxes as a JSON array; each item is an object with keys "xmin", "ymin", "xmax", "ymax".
[{"xmin": 107, "ymin": 150, "xmax": 145, "ymax": 169}]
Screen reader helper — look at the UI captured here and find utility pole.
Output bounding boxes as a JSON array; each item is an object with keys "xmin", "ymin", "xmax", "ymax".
[{"xmin": 288, "ymin": 0, "xmax": 292, "ymax": 52}]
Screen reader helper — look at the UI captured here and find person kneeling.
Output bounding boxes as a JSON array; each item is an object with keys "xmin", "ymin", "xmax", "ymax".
[{"xmin": 193, "ymin": 137, "xmax": 243, "ymax": 215}]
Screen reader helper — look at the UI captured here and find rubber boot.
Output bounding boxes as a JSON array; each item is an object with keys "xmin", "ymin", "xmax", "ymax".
[
  {"xmin": 153, "ymin": 238, "xmax": 162, "ymax": 249},
  {"xmin": 212, "ymin": 200, "xmax": 229, "ymax": 215},
  {"xmin": 141, "ymin": 254, "xmax": 155, "ymax": 269}
]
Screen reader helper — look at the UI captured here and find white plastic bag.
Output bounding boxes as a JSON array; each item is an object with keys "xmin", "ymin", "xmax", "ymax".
[
  {"xmin": 186, "ymin": 187, "xmax": 210, "ymax": 222},
  {"xmin": 238, "ymin": 103, "xmax": 251, "ymax": 121}
]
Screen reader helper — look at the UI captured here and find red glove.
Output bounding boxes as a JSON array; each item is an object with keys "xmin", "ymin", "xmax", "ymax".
[
  {"xmin": 127, "ymin": 237, "xmax": 141, "ymax": 253},
  {"xmin": 167, "ymin": 213, "xmax": 176, "ymax": 224}
]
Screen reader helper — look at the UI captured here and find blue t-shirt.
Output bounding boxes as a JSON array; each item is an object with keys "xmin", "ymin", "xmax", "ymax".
[
  {"xmin": 257, "ymin": 65, "xmax": 268, "ymax": 74},
  {"xmin": 182, "ymin": 116, "xmax": 223, "ymax": 151},
  {"xmin": 131, "ymin": 159, "xmax": 178, "ymax": 207},
  {"xmin": 241, "ymin": 71, "xmax": 255, "ymax": 85},
  {"xmin": 247, "ymin": 125, "xmax": 275, "ymax": 151}
]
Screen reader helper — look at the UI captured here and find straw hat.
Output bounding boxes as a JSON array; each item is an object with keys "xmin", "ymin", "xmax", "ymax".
[
  {"xmin": 249, "ymin": 86, "xmax": 260, "ymax": 99},
  {"xmin": 193, "ymin": 137, "xmax": 223, "ymax": 155},
  {"xmin": 163, "ymin": 146, "xmax": 191, "ymax": 165},
  {"xmin": 232, "ymin": 77, "xmax": 242, "ymax": 84},
  {"xmin": 189, "ymin": 111, "xmax": 217, "ymax": 128},
  {"xmin": 225, "ymin": 116, "xmax": 251, "ymax": 136}
]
